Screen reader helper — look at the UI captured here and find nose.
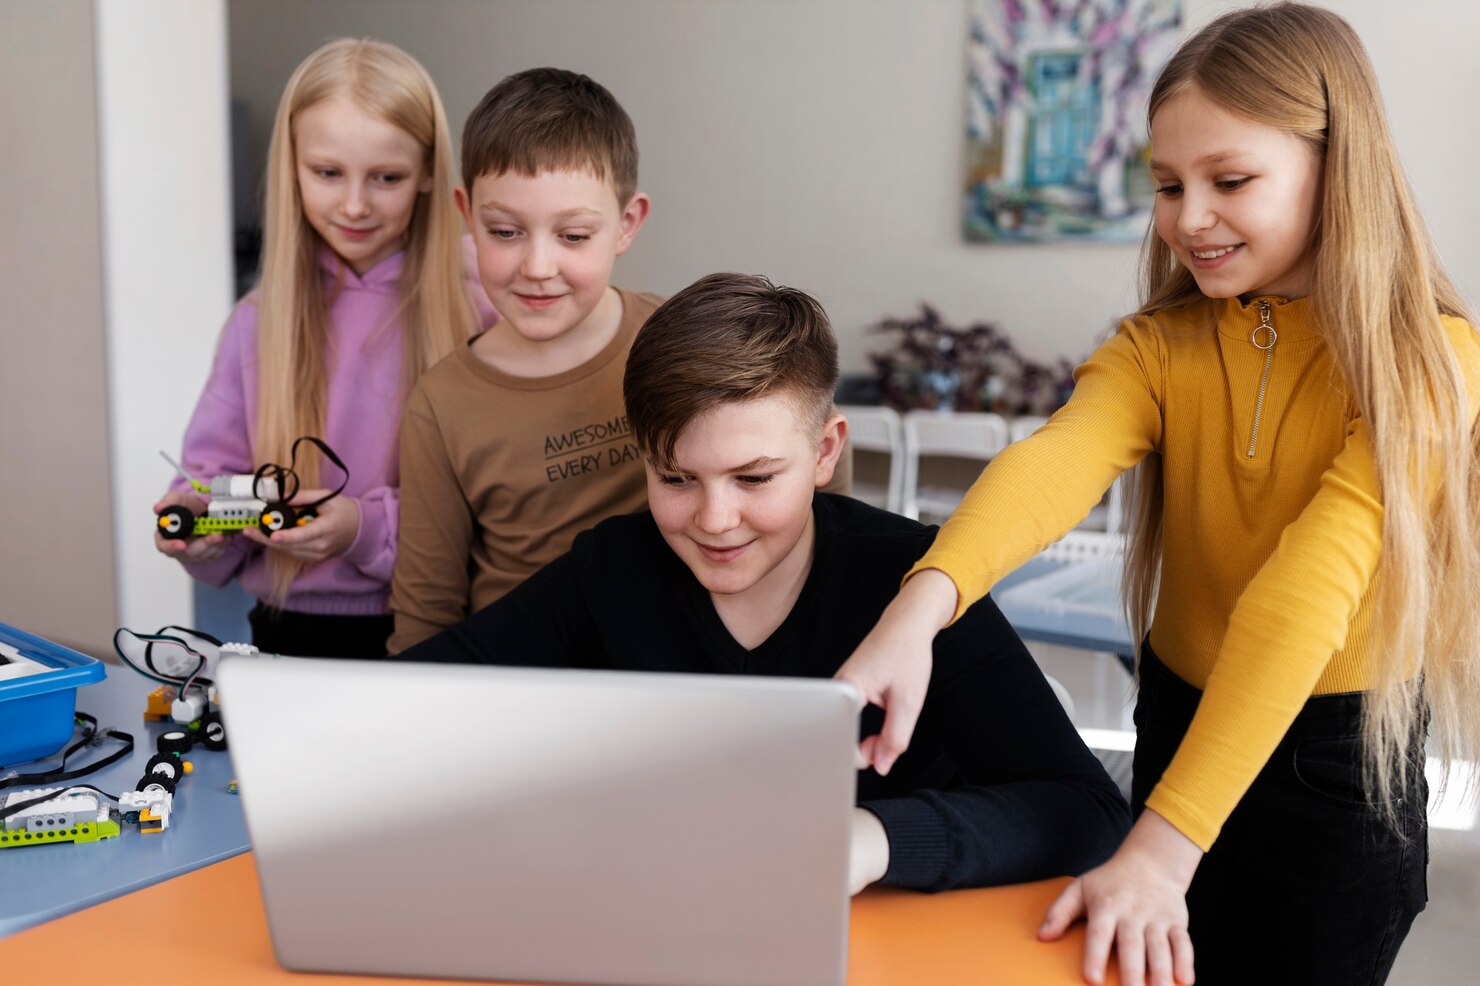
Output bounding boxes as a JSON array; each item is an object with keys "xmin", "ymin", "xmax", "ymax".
[
  {"xmin": 519, "ymin": 237, "xmax": 557, "ymax": 282},
  {"xmin": 342, "ymin": 181, "xmax": 371, "ymax": 219},
  {"xmin": 1176, "ymin": 188, "xmax": 1214, "ymax": 238},
  {"xmin": 694, "ymin": 486, "xmax": 739, "ymax": 536}
]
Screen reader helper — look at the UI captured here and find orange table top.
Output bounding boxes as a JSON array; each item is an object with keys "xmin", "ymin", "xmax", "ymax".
[{"xmin": 0, "ymin": 852, "xmax": 1114, "ymax": 984}]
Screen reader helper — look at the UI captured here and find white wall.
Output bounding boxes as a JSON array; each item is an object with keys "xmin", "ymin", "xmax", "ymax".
[
  {"xmin": 95, "ymin": 0, "xmax": 234, "ymax": 631},
  {"xmin": 227, "ymin": 0, "xmax": 1480, "ymax": 373}
]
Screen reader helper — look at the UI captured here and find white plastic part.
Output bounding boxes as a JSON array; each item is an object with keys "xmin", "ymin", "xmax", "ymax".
[
  {"xmin": 118, "ymin": 785, "xmax": 173, "ymax": 831},
  {"xmin": 171, "ymin": 690, "xmax": 209, "ymax": 724},
  {"xmin": 214, "ymin": 473, "xmax": 277, "ymax": 500},
  {"xmin": 218, "ymin": 642, "xmax": 259, "ymax": 658},
  {"xmin": 3, "ymin": 787, "xmax": 109, "ymax": 832},
  {"xmin": 0, "ymin": 642, "xmax": 48, "ymax": 682}
]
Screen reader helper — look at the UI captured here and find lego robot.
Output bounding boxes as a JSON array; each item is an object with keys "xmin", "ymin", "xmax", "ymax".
[{"xmin": 154, "ymin": 435, "xmax": 348, "ymax": 541}]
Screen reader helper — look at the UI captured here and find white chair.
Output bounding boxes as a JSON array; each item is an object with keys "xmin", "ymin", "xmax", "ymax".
[
  {"xmin": 1006, "ymin": 414, "xmax": 1124, "ymax": 535},
  {"xmin": 837, "ymin": 405, "xmax": 905, "ymax": 514},
  {"xmin": 900, "ymin": 410, "xmax": 1010, "ymax": 521},
  {"xmin": 1044, "ymin": 673, "xmax": 1077, "ymax": 722},
  {"xmin": 1038, "ymin": 529, "xmax": 1124, "ymax": 563}
]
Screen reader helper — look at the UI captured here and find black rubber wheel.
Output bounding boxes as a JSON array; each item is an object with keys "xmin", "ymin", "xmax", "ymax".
[
  {"xmin": 157, "ymin": 730, "xmax": 193, "ymax": 755},
  {"xmin": 137, "ymin": 773, "xmax": 176, "ymax": 794},
  {"xmin": 259, "ymin": 503, "xmax": 297, "ymax": 534},
  {"xmin": 157, "ymin": 505, "xmax": 195, "ymax": 541},
  {"xmin": 199, "ymin": 710, "xmax": 228, "ymax": 751},
  {"xmin": 144, "ymin": 752, "xmax": 183, "ymax": 784}
]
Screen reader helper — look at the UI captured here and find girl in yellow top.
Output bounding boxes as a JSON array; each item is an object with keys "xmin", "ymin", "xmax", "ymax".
[{"xmin": 839, "ymin": 5, "xmax": 1480, "ymax": 985}]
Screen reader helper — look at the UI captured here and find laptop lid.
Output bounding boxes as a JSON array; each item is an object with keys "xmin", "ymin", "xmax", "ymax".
[{"xmin": 219, "ymin": 656, "xmax": 858, "ymax": 986}]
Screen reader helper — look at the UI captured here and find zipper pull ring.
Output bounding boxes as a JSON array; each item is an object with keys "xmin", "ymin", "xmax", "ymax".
[{"xmin": 1252, "ymin": 300, "xmax": 1278, "ymax": 350}]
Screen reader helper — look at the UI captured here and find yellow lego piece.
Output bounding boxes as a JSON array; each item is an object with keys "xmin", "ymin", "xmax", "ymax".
[{"xmin": 143, "ymin": 685, "xmax": 175, "ymax": 722}]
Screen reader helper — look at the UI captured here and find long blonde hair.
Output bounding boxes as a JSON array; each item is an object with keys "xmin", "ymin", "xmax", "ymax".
[
  {"xmin": 1125, "ymin": 2, "xmax": 1479, "ymax": 809},
  {"xmin": 255, "ymin": 38, "xmax": 475, "ymax": 599}
]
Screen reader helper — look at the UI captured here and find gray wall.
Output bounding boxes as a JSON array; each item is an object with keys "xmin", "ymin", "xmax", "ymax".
[
  {"xmin": 227, "ymin": 0, "xmax": 1480, "ymax": 373},
  {"xmin": 0, "ymin": 0, "xmax": 118, "ymax": 653}
]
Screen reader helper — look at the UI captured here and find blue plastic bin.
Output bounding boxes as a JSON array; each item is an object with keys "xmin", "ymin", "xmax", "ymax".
[{"xmin": 0, "ymin": 623, "xmax": 107, "ymax": 768}]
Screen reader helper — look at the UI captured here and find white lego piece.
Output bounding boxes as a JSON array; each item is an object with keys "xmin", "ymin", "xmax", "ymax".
[
  {"xmin": 214, "ymin": 473, "xmax": 278, "ymax": 500},
  {"xmin": 2, "ymin": 787, "xmax": 110, "ymax": 832},
  {"xmin": 118, "ymin": 784, "xmax": 174, "ymax": 831},
  {"xmin": 170, "ymin": 689, "xmax": 209, "ymax": 725},
  {"xmin": 218, "ymin": 642, "xmax": 259, "ymax": 658}
]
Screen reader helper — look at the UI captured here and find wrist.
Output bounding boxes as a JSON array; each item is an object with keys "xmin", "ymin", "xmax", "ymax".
[
  {"xmin": 850, "ymin": 807, "xmax": 890, "ymax": 890},
  {"xmin": 1121, "ymin": 809, "xmax": 1203, "ymax": 886},
  {"xmin": 895, "ymin": 568, "xmax": 958, "ymax": 634}
]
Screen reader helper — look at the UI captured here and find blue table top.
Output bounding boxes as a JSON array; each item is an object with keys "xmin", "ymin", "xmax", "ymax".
[
  {"xmin": 993, "ymin": 557, "xmax": 1134, "ymax": 658},
  {"xmin": 0, "ymin": 664, "xmax": 248, "ymax": 939}
]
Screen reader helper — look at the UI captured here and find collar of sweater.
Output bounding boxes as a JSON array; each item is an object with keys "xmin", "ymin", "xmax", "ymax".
[
  {"xmin": 316, "ymin": 245, "xmax": 406, "ymax": 289},
  {"xmin": 1215, "ymin": 294, "xmax": 1321, "ymax": 346}
]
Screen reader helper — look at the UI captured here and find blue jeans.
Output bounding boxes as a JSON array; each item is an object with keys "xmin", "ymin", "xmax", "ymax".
[{"xmin": 1132, "ymin": 642, "xmax": 1428, "ymax": 985}]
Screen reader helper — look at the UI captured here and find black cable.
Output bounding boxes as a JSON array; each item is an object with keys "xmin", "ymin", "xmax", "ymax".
[
  {"xmin": 113, "ymin": 628, "xmax": 207, "ymax": 692},
  {"xmin": 0, "ymin": 713, "xmax": 134, "ymax": 793},
  {"xmin": 252, "ymin": 435, "xmax": 350, "ymax": 512}
]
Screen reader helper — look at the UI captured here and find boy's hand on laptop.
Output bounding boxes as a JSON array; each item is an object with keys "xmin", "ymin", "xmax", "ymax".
[
  {"xmin": 848, "ymin": 808, "xmax": 890, "ymax": 895},
  {"xmin": 242, "ymin": 489, "xmax": 360, "ymax": 563},
  {"xmin": 835, "ymin": 569, "xmax": 957, "ymax": 776}
]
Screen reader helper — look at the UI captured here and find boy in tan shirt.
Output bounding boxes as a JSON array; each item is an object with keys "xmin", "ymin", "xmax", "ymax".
[{"xmin": 390, "ymin": 68, "xmax": 848, "ymax": 651}]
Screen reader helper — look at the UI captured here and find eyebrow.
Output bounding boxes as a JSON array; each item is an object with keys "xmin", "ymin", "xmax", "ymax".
[
  {"xmin": 728, "ymin": 456, "xmax": 785, "ymax": 473},
  {"xmin": 477, "ymin": 203, "xmax": 605, "ymax": 222},
  {"xmin": 298, "ymin": 153, "xmax": 416, "ymax": 171},
  {"xmin": 661, "ymin": 455, "xmax": 787, "ymax": 476},
  {"xmin": 1148, "ymin": 151, "xmax": 1250, "ymax": 172}
]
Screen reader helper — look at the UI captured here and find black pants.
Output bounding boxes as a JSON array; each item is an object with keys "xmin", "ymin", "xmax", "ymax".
[
  {"xmin": 248, "ymin": 603, "xmax": 393, "ymax": 659},
  {"xmin": 1133, "ymin": 642, "xmax": 1427, "ymax": 986}
]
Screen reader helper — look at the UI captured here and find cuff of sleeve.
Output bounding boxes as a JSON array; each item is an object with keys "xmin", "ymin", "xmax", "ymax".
[
  {"xmin": 339, "ymin": 497, "xmax": 376, "ymax": 569},
  {"xmin": 860, "ymin": 797, "xmax": 952, "ymax": 892},
  {"xmin": 1143, "ymin": 785, "xmax": 1218, "ymax": 853},
  {"xmin": 899, "ymin": 563, "xmax": 970, "ymax": 627}
]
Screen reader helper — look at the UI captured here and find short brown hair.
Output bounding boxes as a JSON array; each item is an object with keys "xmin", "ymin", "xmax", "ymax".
[
  {"xmin": 460, "ymin": 67, "xmax": 638, "ymax": 204},
  {"xmin": 625, "ymin": 273, "xmax": 839, "ymax": 471}
]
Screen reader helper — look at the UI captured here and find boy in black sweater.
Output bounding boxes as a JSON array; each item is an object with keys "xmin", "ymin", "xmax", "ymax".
[{"xmin": 400, "ymin": 273, "xmax": 1129, "ymax": 893}]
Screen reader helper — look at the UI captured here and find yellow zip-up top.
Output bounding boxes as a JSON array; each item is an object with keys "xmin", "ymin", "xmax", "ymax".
[{"xmin": 909, "ymin": 295, "xmax": 1480, "ymax": 850}]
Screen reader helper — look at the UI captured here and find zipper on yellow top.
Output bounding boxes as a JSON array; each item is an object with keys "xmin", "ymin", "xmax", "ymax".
[{"xmin": 1247, "ymin": 300, "xmax": 1278, "ymax": 458}]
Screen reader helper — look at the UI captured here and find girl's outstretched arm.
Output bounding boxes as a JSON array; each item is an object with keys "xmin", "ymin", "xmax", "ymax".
[
  {"xmin": 834, "ymin": 568, "xmax": 957, "ymax": 775},
  {"xmin": 840, "ymin": 320, "xmax": 1163, "ymax": 772},
  {"xmin": 1039, "ymin": 809, "xmax": 1201, "ymax": 986}
]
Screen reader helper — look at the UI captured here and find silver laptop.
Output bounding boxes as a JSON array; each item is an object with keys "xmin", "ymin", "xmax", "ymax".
[{"xmin": 219, "ymin": 656, "xmax": 858, "ymax": 986}]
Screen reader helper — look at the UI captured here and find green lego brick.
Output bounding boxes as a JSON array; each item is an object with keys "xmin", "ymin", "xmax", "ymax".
[
  {"xmin": 192, "ymin": 516, "xmax": 256, "ymax": 535},
  {"xmin": 0, "ymin": 818, "xmax": 121, "ymax": 848}
]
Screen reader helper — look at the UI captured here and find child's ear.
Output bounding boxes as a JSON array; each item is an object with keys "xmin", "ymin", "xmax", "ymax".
[
  {"xmin": 813, "ymin": 412, "xmax": 849, "ymax": 489},
  {"xmin": 453, "ymin": 184, "xmax": 474, "ymax": 232},
  {"xmin": 614, "ymin": 192, "xmax": 651, "ymax": 255}
]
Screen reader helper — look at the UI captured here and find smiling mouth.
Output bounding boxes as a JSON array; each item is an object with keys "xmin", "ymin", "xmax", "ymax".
[
  {"xmin": 696, "ymin": 540, "xmax": 752, "ymax": 562},
  {"xmin": 1191, "ymin": 244, "xmax": 1242, "ymax": 260}
]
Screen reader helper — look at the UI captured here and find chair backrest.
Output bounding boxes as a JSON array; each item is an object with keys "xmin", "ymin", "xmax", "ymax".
[
  {"xmin": 837, "ymin": 405, "xmax": 905, "ymax": 514},
  {"xmin": 901, "ymin": 410, "xmax": 1010, "ymax": 520},
  {"xmin": 1044, "ymin": 673, "xmax": 1077, "ymax": 722},
  {"xmin": 1008, "ymin": 414, "xmax": 1048, "ymax": 444},
  {"xmin": 1037, "ymin": 529, "xmax": 1124, "ymax": 563}
]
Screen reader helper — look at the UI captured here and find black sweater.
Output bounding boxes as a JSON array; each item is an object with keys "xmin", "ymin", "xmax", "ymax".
[{"xmin": 400, "ymin": 493, "xmax": 1130, "ymax": 891}]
